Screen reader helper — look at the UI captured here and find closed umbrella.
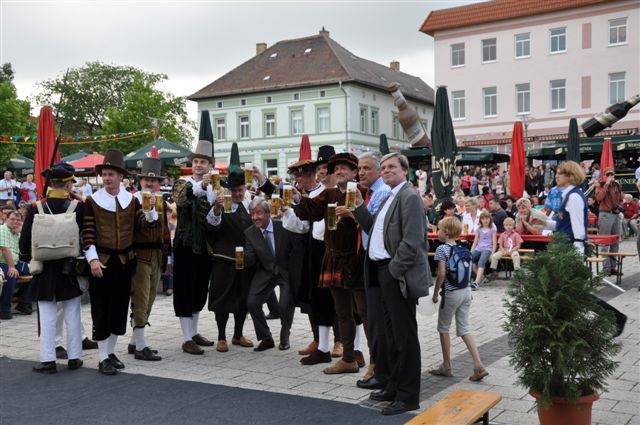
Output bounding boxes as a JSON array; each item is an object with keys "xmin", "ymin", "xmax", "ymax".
[
  {"xmin": 379, "ymin": 134, "xmax": 390, "ymax": 155},
  {"xmin": 566, "ymin": 118, "xmax": 580, "ymax": 163},
  {"xmin": 35, "ymin": 106, "xmax": 60, "ymax": 196},
  {"xmin": 509, "ymin": 121, "xmax": 526, "ymax": 199},
  {"xmin": 198, "ymin": 110, "xmax": 215, "ymax": 161},
  {"xmin": 124, "ymin": 139, "xmax": 193, "ymax": 169},
  {"xmin": 430, "ymin": 86, "xmax": 457, "ymax": 202},
  {"xmin": 299, "ymin": 134, "xmax": 312, "ymax": 161},
  {"xmin": 599, "ymin": 138, "xmax": 614, "ymax": 182}
]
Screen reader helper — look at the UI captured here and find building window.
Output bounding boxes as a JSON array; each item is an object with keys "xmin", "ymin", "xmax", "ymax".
[
  {"xmin": 239, "ymin": 116, "xmax": 250, "ymax": 139},
  {"xmin": 482, "ymin": 38, "xmax": 497, "ymax": 62},
  {"xmin": 240, "ymin": 99, "xmax": 247, "ymax": 106},
  {"xmin": 452, "ymin": 90, "xmax": 465, "ymax": 119},
  {"xmin": 421, "ymin": 119, "xmax": 428, "ymax": 133},
  {"xmin": 264, "ymin": 159, "xmax": 278, "ymax": 178},
  {"xmin": 483, "ymin": 87, "xmax": 497, "ymax": 117},
  {"xmin": 293, "ymin": 93, "xmax": 300, "ymax": 101},
  {"xmin": 392, "ymin": 114, "xmax": 400, "ymax": 139},
  {"xmin": 371, "ymin": 109, "xmax": 379, "ymax": 135},
  {"xmin": 264, "ymin": 113, "xmax": 275, "ymax": 137},
  {"xmin": 609, "ymin": 18, "xmax": 627, "ymax": 45},
  {"xmin": 451, "ymin": 43, "xmax": 465, "ymax": 67},
  {"xmin": 217, "ymin": 101, "xmax": 223, "ymax": 108},
  {"xmin": 550, "ymin": 28, "xmax": 566, "ymax": 53},
  {"xmin": 609, "ymin": 72, "xmax": 625, "ymax": 104},
  {"xmin": 215, "ymin": 118, "xmax": 226, "ymax": 140},
  {"xmin": 317, "ymin": 107, "xmax": 330, "ymax": 133},
  {"xmin": 515, "ymin": 33, "xmax": 530, "ymax": 58},
  {"xmin": 291, "ymin": 110, "xmax": 303, "ymax": 135},
  {"xmin": 319, "ymin": 90, "xmax": 326, "ymax": 98},
  {"xmin": 550, "ymin": 79, "xmax": 566, "ymax": 111},
  {"xmin": 516, "ymin": 83, "xmax": 531, "ymax": 115},
  {"xmin": 359, "ymin": 107, "xmax": 368, "ymax": 133},
  {"xmin": 266, "ymin": 96, "xmax": 272, "ymax": 103}
]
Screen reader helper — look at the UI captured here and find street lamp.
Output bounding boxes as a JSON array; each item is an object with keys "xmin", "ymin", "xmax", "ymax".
[{"xmin": 520, "ymin": 115, "xmax": 534, "ymax": 154}]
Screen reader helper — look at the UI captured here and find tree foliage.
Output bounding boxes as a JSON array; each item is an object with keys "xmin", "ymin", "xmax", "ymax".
[
  {"xmin": 0, "ymin": 79, "xmax": 32, "ymax": 169},
  {"xmin": 0, "ymin": 63, "xmax": 15, "ymax": 84}
]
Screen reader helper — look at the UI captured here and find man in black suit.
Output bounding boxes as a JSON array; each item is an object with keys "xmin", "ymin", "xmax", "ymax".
[{"xmin": 244, "ymin": 197, "xmax": 295, "ymax": 351}]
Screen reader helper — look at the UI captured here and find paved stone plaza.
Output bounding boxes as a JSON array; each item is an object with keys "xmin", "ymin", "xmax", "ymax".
[{"xmin": 1, "ymin": 239, "xmax": 638, "ymax": 424}]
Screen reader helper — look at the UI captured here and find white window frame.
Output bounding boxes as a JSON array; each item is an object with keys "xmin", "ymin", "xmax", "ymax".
[
  {"xmin": 319, "ymin": 90, "xmax": 326, "ymax": 98},
  {"xmin": 290, "ymin": 109, "xmax": 303, "ymax": 135},
  {"xmin": 215, "ymin": 117, "xmax": 226, "ymax": 140},
  {"xmin": 550, "ymin": 79, "xmax": 566, "ymax": 112},
  {"xmin": 239, "ymin": 115, "xmax": 250, "ymax": 139},
  {"xmin": 452, "ymin": 90, "xmax": 465, "ymax": 120},
  {"xmin": 515, "ymin": 33, "xmax": 530, "ymax": 58},
  {"xmin": 293, "ymin": 93, "xmax": 300, "ymax": 101},
  {"xmin": 481, "ymin": 38, "xmax": 497, "ymax": 63},
  {"xmin": 392, "ymin": 114, "xmax": 400, "ymax": 139},
  {"xmin": 264, "ymin": 112, "xmax": 276, "ymax": 137},
  {"xmin": 359, "ymin": 106, "xmax": 368, "ymax": 133},
  {"xmin": 264, "ymin": 159, "xmax": 278, "ymax": 178},
  {"xmin": 265, "ymin": 96, "xmax": 272, "ymax": 104},
  {"xmin": 316, "ymin": 106, "xmax": 330, "ymax": 133},
  {"xmin": 609, "ymin": 72, "xmax": 625, "ymax": 105},
  {"xmin": 483, "ymin": 87, "xmax": 497, "ymax": 118},
  {"xmin": 217, "ymin": 101, "xmax": 223, "ymax": 108},
  {"xmin": 240, "ymin": 98, "xmax": 247, "ymax": 106},
  {"xmin": 516, "ymin": 83, "xmax": 531, "ymax": 115},
  {"xmin": 609, "ymin": 18, "xmax": 627, "ymax": 46},
  {"xmin": 550, "ymin": 27, "xmax": 566, "ymax": 54},
  {"xmin": 450, "ymin": 43, "xmax": 465, "ymax": 67},
  {"xmin": 371, "ymin": 109, "xmax": 379, "ymax": 135}
]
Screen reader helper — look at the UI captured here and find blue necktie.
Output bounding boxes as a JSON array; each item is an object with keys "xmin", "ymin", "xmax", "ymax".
[{"xmin": 263, "ymin": 229, "xmax": 275, "ymax": 256}]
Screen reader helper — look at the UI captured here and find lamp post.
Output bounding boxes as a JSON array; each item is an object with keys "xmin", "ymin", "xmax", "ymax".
[{"xmin": 521, "ymin": 115, "xmax": 534, "ymax": 155}]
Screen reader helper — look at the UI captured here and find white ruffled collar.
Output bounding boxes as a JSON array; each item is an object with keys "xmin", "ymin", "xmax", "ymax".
[{"xmin": 91, "ymin": 188, "xmax": 133, "ymax": 212}]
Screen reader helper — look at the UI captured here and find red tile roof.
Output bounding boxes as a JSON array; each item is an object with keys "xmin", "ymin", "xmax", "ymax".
[
  {"xmin": 188, "ymin": 33, "xmax": 434, "ymax": 104},
  {"xmin": 420, "ymin": 0, "xmax": 615, "ymax": 36}
]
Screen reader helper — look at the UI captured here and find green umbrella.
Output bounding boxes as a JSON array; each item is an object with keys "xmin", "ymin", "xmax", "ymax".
[
  {"xmin": 566, "ymin": 118, "xmax": 580, "ymax": 162},
  {"xmin": 124, "ymin": 138, "xmax": 193, "ymax": 169},
  {"xmin": 379, "ymin": 134, "xmax": 390, "ymax": 155},
  {"xmin": 430, "ymin": 86, "xmax": 457, "ymax": 202},
  {"xmin": 228, "ymin": 142, "xmax": 241, "ymax": 175},
  {"xmin": 7, "ymin": 154, "xmax": 35, "ymax": 176},
  {"xmin": 61, "ymin": 151, "xmax": 88, "ymax": 163}
]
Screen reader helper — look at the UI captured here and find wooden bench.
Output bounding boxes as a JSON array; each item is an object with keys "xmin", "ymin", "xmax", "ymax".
[
  {"xmin": 597, "ymin": 252, "xmax": 638, "ymax": 286},
  {"xmin": 500, "ymin": 253, "xmax": 531, "ymax": 279},
  {"xmin": 406, "ymin": 390, "xmax": 502, "ymax": 425}
]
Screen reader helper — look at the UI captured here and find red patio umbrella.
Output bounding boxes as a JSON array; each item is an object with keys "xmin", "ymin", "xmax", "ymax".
[
  {"xmin": 35, "ymin": 106, "xmax": 60, "ymax": 196},
  {"xmin": 69, "ymin": 152, "xmax": 105, "ymax": 175},
  {"xmin": 509, "ymin": 121, "xmax": 526, "ymax": 199},
  {"xmin": 599, "ymin": 137, "xmax": 614, "ymax": 182}
]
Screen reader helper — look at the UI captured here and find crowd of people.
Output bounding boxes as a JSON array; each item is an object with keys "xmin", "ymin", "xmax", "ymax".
[{"xmin": 0, "ymin": 142, "xmax": 638, "ymax": 416}]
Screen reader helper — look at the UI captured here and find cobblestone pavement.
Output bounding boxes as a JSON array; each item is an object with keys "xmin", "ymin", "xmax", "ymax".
[{"xmin": 1, "ymin": 239, "xmax": 638, "ymax": 424}]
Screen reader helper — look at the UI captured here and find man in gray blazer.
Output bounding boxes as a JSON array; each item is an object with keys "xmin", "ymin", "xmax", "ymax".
[
  {"xmin": 244, "ymin": 197, "xmax": 295, "ymax": 352},
  {"xmin": 352, "ymin": 152, "xmax": 430, "ymax": 416}
]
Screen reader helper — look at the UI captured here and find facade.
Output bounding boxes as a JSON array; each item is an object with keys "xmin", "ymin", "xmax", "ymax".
[
  {"xmin": 421, "ymin": 0, "xmax": 639, "ymax": 154},
  {"xmin": 189, "ymin": 30, "xmax": 434, "ymax": 177}
]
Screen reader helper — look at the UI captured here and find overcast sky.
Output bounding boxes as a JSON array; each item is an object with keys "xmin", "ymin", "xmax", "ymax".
[{"xmin": 2, "ymin": 0, "xmax": 472, "ymax": 133}]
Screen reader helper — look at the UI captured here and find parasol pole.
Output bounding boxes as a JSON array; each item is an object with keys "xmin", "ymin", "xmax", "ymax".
[{"xmin": 41, "ymin": 68, "xmax": 70, "ymax": 198}]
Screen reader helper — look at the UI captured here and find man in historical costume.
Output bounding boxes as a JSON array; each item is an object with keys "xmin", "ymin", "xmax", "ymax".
[
  {"xmin": 82, "ymin": 150, "xmax": 159, "ymax": 375},
  {"xmin": 18, "ymin": 163, "xmax": 85, "ymax": 373},
  {"xmin": 127, "ymin": 157, "xmax": 171, "ymax": 361},
  {"xmin": 244, "ymin": 197, "xmax": 295, "ymax": 351},
  {"xmin": 172, "ymin": 140, "xmax": 216, "ymax": 355},
  {"xmin": 595, "ymin": 167, "xmax": 623, "ymax": 275},
  {"xmin": 207, "ymin": 156, "xmax": 275, "ymax": 353},
  {"xmin": 292, "ymin": 152, "xmax": 369, "ymax": 374},
  {"xmin": 353, "ymin": 152, "xmax": 430, "ymax": 415}
]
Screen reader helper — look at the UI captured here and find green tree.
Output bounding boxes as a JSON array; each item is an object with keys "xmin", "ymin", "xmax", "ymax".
[
  {"xmin": 0, "ymin": 80, "xmax": 32, "ymax": 169},
  {"xmin": 0, "ymin": 63, "xmax": 15, "ymax": 83}
]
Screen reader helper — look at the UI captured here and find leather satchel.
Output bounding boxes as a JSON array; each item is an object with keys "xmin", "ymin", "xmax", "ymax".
[{"xmin": 31, "ymin": 200, "xmax": 80, "ymax": 261}]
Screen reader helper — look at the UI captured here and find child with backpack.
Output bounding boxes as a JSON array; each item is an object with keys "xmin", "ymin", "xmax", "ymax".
[
  {"xmin": 469, "ymin": 211, "xmax": 496, "ymax": 290},
  {"xmin": 430, "ymin": 216, "xmax": 488, "ymax": 381}
]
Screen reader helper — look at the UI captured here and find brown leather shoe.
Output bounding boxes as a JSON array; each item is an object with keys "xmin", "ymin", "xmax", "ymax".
[
  {"xmin": 300, "ymin": 349, "xmax": 332, "ymax": 365},
  {"xmin": 216, "ymin": 340, "xmax": 229, "ymax": 352},
  {"xmin": 362, "ymin": 362, "xmax": 375, "ymax": 381},
  {"xmin": 192, "ymin": 334, "xmax": 214, "ymax": 347},
  {"xmin": 355, "ymin": 350, "xmax": 366, "ymax": 368},
  {"xmin": 331, "ymin": 342, "xmax": 343, "ymax": 358},
  {"xmin": 232, "ymin": 336, "xmax": 254, "ymax": 348},
  {"xmin": 323, "ymin": 359, "xmax": 359, "ymax": 375},
  {"xmin": 182, "ymin": 340, "xmax": 204, "ymax": 355},
  {"xmin": 298, "ymin": 340, "xmax": 318, "ymax": 355}
]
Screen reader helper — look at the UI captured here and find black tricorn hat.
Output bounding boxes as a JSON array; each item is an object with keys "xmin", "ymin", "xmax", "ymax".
[
  {"xmin": 42, "ymin": 162, "xmax": 76, "ymax": 183},
  {"xmin": 221, "ymin": 171, "xmax": 245, "ymax": 189},
  {"xmin": 315, "ymin": 145, "xmax": 335, "ymax": 166},
  {"xmin": 327, "ymin": 152, "xmax": 358, "ymax": 174},
  {"xmin": 95, "ymin": 149, "xmax": 128, "ymax": 175},
  {"xmin": 138, "ymin": 157, "xmax": 165, "ymax": 180}
]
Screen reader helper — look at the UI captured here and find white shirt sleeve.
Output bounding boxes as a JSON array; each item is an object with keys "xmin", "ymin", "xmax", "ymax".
[
  {"xmin": 567, "ymin": 193, "xmax": 586, "ymax": 241},
  {"xmin": 85, "ymin": 245, "xmax": 98, "ymax": 263},
  {"xmin": 206, "ymin": 207, "xmax": 222, "ymax": 226},
  {"xmin": 282, "ymin": 208, "xmax": 310, "ymax": 234},
  {"xmin": 191, "ymin": 181, "xmax": 207, "ymax": 198}
]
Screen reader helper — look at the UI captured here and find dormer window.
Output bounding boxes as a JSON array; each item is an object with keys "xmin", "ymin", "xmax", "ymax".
[
  {"xmin": 270, "ymin": 53, "xmax": 278, "ymax": 59},
  {"xmin": 263, "ymin": 75, "xmax": 271, "ymax": 81},
  {"xmin": 304, "ymin": 48, "xmax": 312, "ymax": 55}
]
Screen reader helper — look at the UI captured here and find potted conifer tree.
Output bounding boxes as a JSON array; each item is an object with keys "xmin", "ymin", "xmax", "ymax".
[{"xmin": 504, "ymin": 237, "xmax": 621, "ymax": 425}]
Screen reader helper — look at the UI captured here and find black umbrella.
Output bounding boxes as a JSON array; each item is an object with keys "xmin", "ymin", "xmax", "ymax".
[
  {"xmin": 198, "ymin": 110, "xmax": 215, "ymax": 161},
  {"xmin": 566, "ymin": 118, "xmax": 580, "ymax": 163},
  {"xmin": 379, "ymin": 133, "xmax": 390, "ymax": 155},
  {"xmin": 430, "ymin": 86, "xmax": 457, "ymax": 202}
]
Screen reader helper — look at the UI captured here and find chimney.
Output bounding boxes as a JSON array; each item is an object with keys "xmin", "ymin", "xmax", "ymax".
[
  {"xmin": 256, "ymin": 43, "xmax": 267, "ymax": 55},
  {"xmin": 319, "ymin": 26, "xmax": 330, "ymax": 37},
  {"xmin": 390, "ymin": 61, "xmax": 400, "ymax": 71}
]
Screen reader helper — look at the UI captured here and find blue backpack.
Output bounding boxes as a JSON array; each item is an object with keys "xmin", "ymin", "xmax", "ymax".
[{"xmin": 446, "ymin": 245, "xmax": 472, "ymax": 289}]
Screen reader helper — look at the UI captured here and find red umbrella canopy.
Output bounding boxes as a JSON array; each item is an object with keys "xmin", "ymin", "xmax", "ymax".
[
  {"xmin": 35, "ymin": 106, "xmax": 60, "ymax": 196},
  {"xmin": 599, "ymin": 138, "xmax": 614, "ymax": 181},
  {"xmin": 509, "ymin": 121, "xmax": 526, "ymax": 199},
  {"xmin": 299, "ymin": 134, "xmax": 312, "ymax": 161},
  {"xmin": 69, "ymin": 153, "xmax": 105, "ymax": 170}
]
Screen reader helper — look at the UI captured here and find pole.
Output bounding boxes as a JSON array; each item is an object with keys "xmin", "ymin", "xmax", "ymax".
[{"xmin": 41, "ymin": 68, "xmax": 70, "ymax": 197}]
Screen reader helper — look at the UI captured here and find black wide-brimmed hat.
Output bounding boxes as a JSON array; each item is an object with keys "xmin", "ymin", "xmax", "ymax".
[
  {"xmin": 327, "ymin": 152, "xmax": 358, "ymax": 174},
  {"xmin": 95, "ymin": 149, "xmax": 128, "ymax": 175},
  {"xmin": 314, "ymin": 145, "xmax": 335, "ymax": 166},
  {"xmin": 221, "ymin": 172, "xmax": 245, "ymax": 189},
  {"xmin": 42, "ymin": 162, "xmax": 76, "ymax": 183},
  {"xmin": 138, "ymin": 157, "xmax": 165, "ymax": 180}
]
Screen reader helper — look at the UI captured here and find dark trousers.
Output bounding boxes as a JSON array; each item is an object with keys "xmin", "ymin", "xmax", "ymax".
[
  {"xmin": 89, "ymin": 257, "xmax": 134, "ymax": 341},
  {"xmin": 329, "ymin": 286, "xmax": 368, "ymax": 363},
  {"xmin": 266, "ymin": 290, "xmax": 278, "ymax": 314},
  {"xmin": 365, "ymin": 277, "xmax": 390, "ymax": 384},
  {"xmin": 247, "ymin": 278, "xmax": 294, "ymax": 343},
  {"xmin": 376, "ymin": 261, "xmax": 420, "ymax": 405},
  {"xmin": 173, "ymin": 248, "xmax": 212, "ymax": 317}
]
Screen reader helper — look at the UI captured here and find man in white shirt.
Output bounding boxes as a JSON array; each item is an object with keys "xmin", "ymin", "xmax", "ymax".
[{"xmin": 0, "ymin": 171, "xmax": 17, "ymax": 204}]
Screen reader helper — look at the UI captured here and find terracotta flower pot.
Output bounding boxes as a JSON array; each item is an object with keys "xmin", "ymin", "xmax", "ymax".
[{"xmin": 530, "ymin": 391, "xmax": 599, "ymax": 425}]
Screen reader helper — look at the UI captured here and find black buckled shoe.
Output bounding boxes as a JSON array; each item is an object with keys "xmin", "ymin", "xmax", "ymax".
[
  {"xmin": 369, "ymin": 389, "xmax": 396, "ymax": 402},
  {"xmin": 356, "ymin": 377, "xmax": 386, "ymax": 390},
  {"xmin": 381, "ymin": 401, "xmax": 419, "ymax": 415},
  {"xmin": 82, "ymin": 338, "xmax": 98, "ymax": 350},
  {"xmin": 68, "ymin": 359, "xmax": 83, "ymax": 370},
  {"xmin": 134, "ymin": 347, "xmax": 162, "ymax": 361},
  {"xmin": 128, "ymin": 344, "xmax": 158, "ymax": 355},
  {"xmin": 55, "ymin": 346, "xmax": 68, "ymax": 359},
  {"xmin": 108, "ymin": 353, "xmax": 125, "ymax": 369},
  {"xmin": 33, "ymin": 361, "xmax": 57, "ymax": 374},
  {"xmin": 99, "ymin": 359, "xmax": 117, "ymax": 375}
]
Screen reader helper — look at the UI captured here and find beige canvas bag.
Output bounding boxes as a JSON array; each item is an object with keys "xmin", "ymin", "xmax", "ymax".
[{"xmin": 31, "ymin": 200, "xmax": 80, "ymax": 261}]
